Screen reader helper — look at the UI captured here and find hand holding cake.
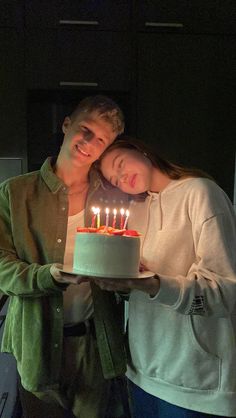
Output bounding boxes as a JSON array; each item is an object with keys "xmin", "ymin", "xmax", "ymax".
[
  {"xmin": 50, "ymin": 263, "xmax": 90, "ymax": 285},
  {"xmin": 92, "ymin": 273, "xmax": 160, "ymax": 297}
]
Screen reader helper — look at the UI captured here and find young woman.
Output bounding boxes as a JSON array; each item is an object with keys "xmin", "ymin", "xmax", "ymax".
[{"xmin": 94, "ymin": 137, "xmax": 236, "ymax": 418}]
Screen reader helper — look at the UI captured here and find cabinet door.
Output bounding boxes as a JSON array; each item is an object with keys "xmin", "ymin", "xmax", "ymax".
[
  {"xmin": 0, "ymin": 0, "xmax": 23, "ymax": 28},
  {"xmin": 25, "ymin": 29, "xmax": 59, "ymax": 89},
  {"xmin": 135, "ymin": 0, "xmax": 236, "ymax": 34},
  {"xmin": 0, "ymin": 29, "xmax": 26, "ymax": 160},
  {"xmin": 26, "ymin": 29, "xmax": 132, "ymax": 91},
  {"xmin": 58, "ymin": 29, "xmax": 131, "ymax": 91},
  {"xmin": 25, "ymin": 0, "xmax": 131, "ymax": 30},
  {"xmin": 136, "ymin": 33, "xmax": 236, "ymax": 199}
]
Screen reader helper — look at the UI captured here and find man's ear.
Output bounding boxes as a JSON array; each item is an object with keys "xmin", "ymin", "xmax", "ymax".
[{"xmin": 62, "ymin": 116, "xmax": 71, "ymax": 134}]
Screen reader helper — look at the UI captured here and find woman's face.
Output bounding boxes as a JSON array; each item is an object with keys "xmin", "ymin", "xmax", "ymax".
[{"xmin": 100, "ymin": 148, "xmax": 153, "ymax": 194}]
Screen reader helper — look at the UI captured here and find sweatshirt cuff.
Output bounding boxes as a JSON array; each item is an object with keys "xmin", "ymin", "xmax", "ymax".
[{"xmin": 151, "ymin": 274, "xmax": 182, "ymax": 307}]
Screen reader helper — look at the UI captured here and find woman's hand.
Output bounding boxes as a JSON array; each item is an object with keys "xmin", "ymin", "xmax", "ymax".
[{"xmin": 92, "ymin": 274, "xmax": 160, "ymax": 297}]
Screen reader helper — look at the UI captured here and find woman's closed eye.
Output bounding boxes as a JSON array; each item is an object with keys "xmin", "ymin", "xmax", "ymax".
[{"xmin": 118, "ymin": 159, "xmax": 123, "ymax": 169}]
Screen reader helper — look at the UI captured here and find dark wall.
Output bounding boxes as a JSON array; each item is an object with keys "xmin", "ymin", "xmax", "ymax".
[{"xmin": 0, "ymin": 1, "xmax": 236, "ymax": 199}]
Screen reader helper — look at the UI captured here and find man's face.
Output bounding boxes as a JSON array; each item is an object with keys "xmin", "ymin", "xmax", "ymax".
[{"xmin": 61, "ymin": 111, "xmax": 117, "ymax": 167}]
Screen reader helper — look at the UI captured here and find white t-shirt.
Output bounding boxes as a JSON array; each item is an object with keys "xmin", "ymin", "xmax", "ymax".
[{"xmin": 63, "ymin": 210, "xmax": 93, "ymax": 325}]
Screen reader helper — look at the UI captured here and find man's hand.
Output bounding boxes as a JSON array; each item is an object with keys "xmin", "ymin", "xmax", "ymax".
[
  {"xmin": 92, "ymin": 274, "xmax": 160, "ymax": 297},
  {"xmin": 50, "ymin": 264, "xmax": 89, "ymax": 285}
]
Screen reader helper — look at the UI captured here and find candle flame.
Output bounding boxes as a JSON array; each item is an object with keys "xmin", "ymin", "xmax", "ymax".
[
  {"xmin": 113, "ymin": 208, "xmax": 117, "ymax": 215},
  {"xmin": 125, "ymin": 209, "xmax": 129, "ymax": 217},
  {"xmin": 105, "ymin": 207, "xmax": 109, "ymax": 214},
  {"xmin": 120, "ymin": 208, "xmax": 125, "ymax": 215},
  {"xmin": 92, "ymin": 207, "xmax": 99, "ymax": 214}
]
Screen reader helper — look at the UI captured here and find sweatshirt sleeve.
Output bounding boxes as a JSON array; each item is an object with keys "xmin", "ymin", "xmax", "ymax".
[
  {"xmin": 153, "ymin": 182, "xmax": 236, "ymax": 317},
  {"xmin": 0, "ymin": 182, "xmax": 66, "ymax": 297}
]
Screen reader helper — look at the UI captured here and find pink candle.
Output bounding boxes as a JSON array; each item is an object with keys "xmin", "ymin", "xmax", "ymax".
[
  {"xmin": 120, "ymin": 208, "xmax": 125, "ymax": 229},
  {"xmin": 112, "ymin": 208, "xmax": 117, "ymax": 229},
  {"xmin": 91, "ymin": 207, "xmax": 96, "ymax": 228},
  {"xmin": 105, "ymin": 208, "xmax": 110, "ymax": 228},
  {"xmin": 123, "ymin": 209, "xmax": 129, "ymax": 229}
]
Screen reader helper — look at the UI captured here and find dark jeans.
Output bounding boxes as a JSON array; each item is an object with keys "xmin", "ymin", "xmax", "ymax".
[
  {"xmin": 18, "ymin": 379, "xmax": 75, "ymax": 418},
  {"xmin": 128, "ymin": 380, "xmax": 228, "ymax": 418}
]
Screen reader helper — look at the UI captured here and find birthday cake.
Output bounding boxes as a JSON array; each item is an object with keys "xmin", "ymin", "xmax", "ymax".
[{"xmin": 73, "ymin": 226, "xmax": 141, "ymax": 278}]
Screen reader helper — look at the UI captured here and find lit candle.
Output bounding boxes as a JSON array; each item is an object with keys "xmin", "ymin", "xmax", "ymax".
[
  {"xmin": 112, "ymin": 208, "xmax": 117, "ymax": 228},
  {"xmin": 91, "ymin": 206, "xmax": 96, "ymax": 228},
  {"xmin": 123, "ymin": 209, "xmax": 129, "ymax": 229},
  {"xmin": 120, "ymin": 208, "xmax": 125, "ymax": 229},
  {"xmin": 96, "ymin": 207, "xmax": 100, "ymax": 228},
  {"xmin": 105, "ymin": 207, "xmax": 110, "ymax": 228}
]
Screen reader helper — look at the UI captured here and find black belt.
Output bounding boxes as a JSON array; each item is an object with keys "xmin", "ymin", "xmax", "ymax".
[{"xmin": 63, "ymin": 318, "xmax": 95, "ymax": 338}]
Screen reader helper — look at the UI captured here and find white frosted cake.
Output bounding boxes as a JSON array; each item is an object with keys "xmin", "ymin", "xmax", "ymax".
[{"xmin": 73, "ymin": 228, "xmax": 140, "ymax": 278}]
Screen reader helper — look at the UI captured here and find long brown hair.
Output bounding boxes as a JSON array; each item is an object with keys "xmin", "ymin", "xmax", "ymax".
[
  {"xmin": 97, "ymin": 134, "xmax": 213, "ymax": 176},
  {"xmin": 94, "ymin": 135, "xmax": 214, "ymax": 200}
]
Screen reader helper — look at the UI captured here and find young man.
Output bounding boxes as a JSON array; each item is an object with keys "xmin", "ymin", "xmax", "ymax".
[{"xmin": 0, "ymin": 96, "xmax": 129, "ymax": 418}]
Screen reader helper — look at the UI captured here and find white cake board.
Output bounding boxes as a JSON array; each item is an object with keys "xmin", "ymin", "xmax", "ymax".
[{"xmin": 59, "ymin": 266, "xmax": 155, "ymax": 280}]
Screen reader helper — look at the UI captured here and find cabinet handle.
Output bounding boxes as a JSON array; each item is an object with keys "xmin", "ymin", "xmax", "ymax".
[
  {"xmin": 145, "ymin": 22, "xmax": 183, "ymax": 28},
  {"xmin": 59, "ymin": 81, "xmax": 98, "ymax": 87},
  {"xmin": 59, "ymin": 20, "xmax": 99, "ymax": 26}
]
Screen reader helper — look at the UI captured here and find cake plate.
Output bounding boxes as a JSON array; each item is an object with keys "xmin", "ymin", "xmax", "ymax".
[{"xmin": 58, "ymin": 266, "xmax": 155, "ymax": 280}]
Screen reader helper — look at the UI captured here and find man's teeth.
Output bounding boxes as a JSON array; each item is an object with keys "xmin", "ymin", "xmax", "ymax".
[{"xmin": 76, "ymin": 144, "xmax": 89, "ymax": 156}]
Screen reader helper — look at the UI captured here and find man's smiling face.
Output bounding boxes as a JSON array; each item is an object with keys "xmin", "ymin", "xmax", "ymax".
[{"xmin": 61, "ymin": 111, "xmax": 117, "ymax": 167}]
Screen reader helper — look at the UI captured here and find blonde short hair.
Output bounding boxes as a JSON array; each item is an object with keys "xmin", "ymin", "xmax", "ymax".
[{"xmin": 70, "ymin": 95, "xmax": 125, "ymax": 135}]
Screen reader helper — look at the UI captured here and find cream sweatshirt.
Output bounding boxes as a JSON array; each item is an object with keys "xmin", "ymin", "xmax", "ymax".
[{"xmin": 127, "ymin": 177, "xmax": 236, "ymax": 416}]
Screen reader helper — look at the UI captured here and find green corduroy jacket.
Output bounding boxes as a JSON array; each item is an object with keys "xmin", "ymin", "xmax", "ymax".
[{"xmin": 0, "ymin": 157, "xmax": 128, "ymax": 391}]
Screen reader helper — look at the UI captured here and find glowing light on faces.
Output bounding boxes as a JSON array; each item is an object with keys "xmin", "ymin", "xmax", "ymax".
[{"xmin": 101, "ymin": 147, "xmax": 153, "ymax": 194}]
